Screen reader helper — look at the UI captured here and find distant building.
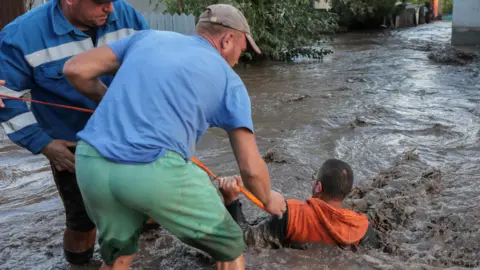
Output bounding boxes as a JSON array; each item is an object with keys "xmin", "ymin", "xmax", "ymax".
[
  {"xmin": 452, "ymin": 0, "xmax": 480, "ymax": 45},
  {"xmin": 312, "ymin": 0, "xmax": 331, "ymax": 10}
]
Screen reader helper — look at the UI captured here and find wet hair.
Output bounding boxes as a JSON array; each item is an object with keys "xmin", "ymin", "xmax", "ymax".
[{"xmin": 315, "ymin": 159, "xmax": 354, "ymax": 200}]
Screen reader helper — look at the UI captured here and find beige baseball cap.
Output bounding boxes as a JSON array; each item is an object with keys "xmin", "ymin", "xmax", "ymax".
[{"xmin": 198, "ymin": 4, "xmax": 262, "ymax": 54}]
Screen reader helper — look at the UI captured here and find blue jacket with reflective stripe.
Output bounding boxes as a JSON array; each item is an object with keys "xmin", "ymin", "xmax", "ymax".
[{"xmin": 0, "ymin": 0, "xmax": 149, "ymax": 154}]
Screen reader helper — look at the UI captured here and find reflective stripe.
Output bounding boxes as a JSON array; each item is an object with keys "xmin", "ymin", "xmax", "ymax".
[
  {"xmin": 97, "ymin": 28, "xmax": 137, "ymax": 46},
  {"xmin": 24, "ymin": 29, "xmax": 137, "ymax": 67},
  {"xmin": 1, "ymin": 112, "xmax": 37, "ymax": 134},
  {"xmin": 0, "ymin": 86, "xmax": 30, "ymax": 98},
  {"xmin": 24, "ymin": 39, "xmax": 94, "ymax": 68}
]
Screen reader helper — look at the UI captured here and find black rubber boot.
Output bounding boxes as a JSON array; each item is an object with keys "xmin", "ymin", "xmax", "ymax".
[{"xmin": 64, "ymin": 247, "xmax": 94, "ymax": 265}]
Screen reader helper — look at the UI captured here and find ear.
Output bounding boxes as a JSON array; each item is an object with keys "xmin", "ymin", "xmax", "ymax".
[
  {"xmin": 315, "ymin": 182, "xmax": 322, "ymax": 194},
  {"xmin": 220, "ymin": 32, "xmax": 235, "ymax": 49}
]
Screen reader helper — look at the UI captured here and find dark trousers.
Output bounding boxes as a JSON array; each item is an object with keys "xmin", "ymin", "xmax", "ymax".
[{"xmin": 50, "ymin": 149, "xmax": 95, "ymax": 232}]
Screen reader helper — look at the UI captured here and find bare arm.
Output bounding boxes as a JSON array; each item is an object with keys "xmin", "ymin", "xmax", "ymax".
[
  {"xmin": 228, "ymin": 129, "xmax": 287, "ymax": 217},
  {"xmin": 228, "ymin": 128, "xmax": 271, "ymax": 205},
  {"xmin": 63, "ymin": 46, "xmax": 120, "ymax": 103}
]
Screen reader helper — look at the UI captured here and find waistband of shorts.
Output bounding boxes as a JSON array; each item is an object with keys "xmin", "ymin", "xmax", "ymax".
[{"xmin": 76, "ymin": 140, "xmax": 187, "ymax": 163}]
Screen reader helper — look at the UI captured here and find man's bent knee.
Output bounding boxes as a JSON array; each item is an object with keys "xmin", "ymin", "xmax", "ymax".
[
  {"xmin": 208, "ymin": 230, "xmax": 245, "ymax": 262},
  {"xmin": 213, "ymin": 241, "xmax": 245, "ymax": 262}
]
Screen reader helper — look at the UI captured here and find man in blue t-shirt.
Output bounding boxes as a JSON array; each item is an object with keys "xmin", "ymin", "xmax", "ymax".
[{"xmin": 63, "ymin": 4, "xmax": 286, "ymax": 270}]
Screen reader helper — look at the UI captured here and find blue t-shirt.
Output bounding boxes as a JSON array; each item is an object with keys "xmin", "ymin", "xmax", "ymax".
[{"xmin": 77, "ymin": 30, "xmax": 254, "ymax": 164}]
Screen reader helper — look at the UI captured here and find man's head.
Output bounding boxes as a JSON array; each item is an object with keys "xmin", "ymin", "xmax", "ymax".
[
  {"xmin": 195, "ymin": 4, "xmax": 261, "ymax": 67},
  {"xmin": 61, "ymin": 0, "xmax": 115, "ymax": 30},
  {"xmin": 312, "ymin": 159, "xmax": 354, "ymax": 202}
]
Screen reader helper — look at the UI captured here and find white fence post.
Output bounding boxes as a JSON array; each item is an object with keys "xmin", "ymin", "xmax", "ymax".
[{"xmin": 143, "ymin": 12, "xmax": 196, "ymax": 35}]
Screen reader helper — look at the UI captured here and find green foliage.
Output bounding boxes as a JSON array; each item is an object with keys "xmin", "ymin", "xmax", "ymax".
[
  {"xmin": 163, "ymin": 0, "xmax": 338, "ymax": 62},
  {"xmin": 441, "ymin": 0, "xmax": 453, "ymax": 14}
]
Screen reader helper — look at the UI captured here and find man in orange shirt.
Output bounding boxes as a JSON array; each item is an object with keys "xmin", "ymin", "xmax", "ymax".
[{"xmin": 218, "ymin": 159, "xmax": 380, "ymax": 250}]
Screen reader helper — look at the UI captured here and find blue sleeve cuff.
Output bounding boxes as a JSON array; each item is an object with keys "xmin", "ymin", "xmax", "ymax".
[
  {"xmin": 29, "ymin": 130, "xmax": 53, "ymax": 155},
  {"xmin": 8, "ymin": 124, "xmax": 53, "ymax": 155}
]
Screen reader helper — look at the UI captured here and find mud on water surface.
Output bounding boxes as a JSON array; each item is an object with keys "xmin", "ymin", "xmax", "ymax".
[{"xmin": 1, "ymin": 21, "xmax": 479, "ymax": 269}]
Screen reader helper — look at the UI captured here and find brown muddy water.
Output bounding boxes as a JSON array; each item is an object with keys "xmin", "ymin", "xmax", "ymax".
[{"xmin": 1, "ymin": 21, "xmax": 479, "ymax": 269}]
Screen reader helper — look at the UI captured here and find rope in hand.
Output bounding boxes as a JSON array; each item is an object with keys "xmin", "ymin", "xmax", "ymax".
[
  {"xmin": 190, "ymin": 156, "xmax": 265, "ymax": 210},
  {"xmin": 0, "ymin": 93, "xmax": 266, "ymax": 210}
]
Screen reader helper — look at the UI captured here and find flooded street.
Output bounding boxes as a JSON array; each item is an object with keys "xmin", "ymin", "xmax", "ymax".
[{"xmin": 1, "ymin": 21, "xmax": 479, "ymax": 269}]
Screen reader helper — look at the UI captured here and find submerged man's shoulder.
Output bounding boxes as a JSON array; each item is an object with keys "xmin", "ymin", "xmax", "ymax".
[{"xmin": 359, "ymin": 223, "xmax": 381, "ymax": 249}]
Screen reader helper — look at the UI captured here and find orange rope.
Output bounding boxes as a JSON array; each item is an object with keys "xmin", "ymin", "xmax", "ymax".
[
  {"xmin": 0, "ymin": 94, "xmax": 95, "ymax": 113},
  {"xmin": 190, "ymin": 157, "xmax": 265, "ymax": 210},
  {"xmin": 0, "ymin": 93, "xmax": 266, "ymax": 211}
]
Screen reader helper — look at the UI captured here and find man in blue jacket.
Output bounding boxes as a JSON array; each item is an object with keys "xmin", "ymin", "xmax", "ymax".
[{"xmin": 0, "ymin": 0, "xmax": 149, "ymax": 265}]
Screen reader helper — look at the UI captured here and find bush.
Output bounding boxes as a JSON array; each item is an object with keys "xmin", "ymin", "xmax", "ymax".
[
  {"xmin": 163, "ymin": 0, "xmax": 338, "ymax": 62},
  {"xmin": 441, "ymin": 0, "xmax": 453, "ymax": 15}
]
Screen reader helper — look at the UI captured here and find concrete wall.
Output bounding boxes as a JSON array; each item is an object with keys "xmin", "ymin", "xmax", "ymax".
[
  {"xmin": 452, "ymin": 0, "xmax": 480, "ymax": 45},
  {"xmin": 395, "ymin": 5, "xmax": 418, "ymax": 28}
]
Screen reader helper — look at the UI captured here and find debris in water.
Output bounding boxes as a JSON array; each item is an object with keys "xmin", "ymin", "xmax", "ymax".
[
  {"xmin": 421, "ymin": 168, "xmax": 443, "ymax": 195},
  {"xmin": 263, "ymin": 148, "xmax": 288, "ymax": 164},
  {"xmin": 349, "ymin": 117, "xmax": 369, "ymax": 128},
  {"xmin": 431, "ymin": 123, "xmax": 449, "ymax": 130},
  {"xmin": 283, "ymin": 94, "xmax": 311, "ymax": 103},
  {"xmin": 334, "ymin": 86, "xmax": 352, "ymax": 91},
  {"xmin": 403, "ymin": 148, "xmax": 419, "ymax": 161},
  {"xmin": 428, "ymin": 46, "xmax": 479, "ymax": 65},
  {"xmin": 347, "ymin": 77, "xmax": 368, "ymax": 83}
]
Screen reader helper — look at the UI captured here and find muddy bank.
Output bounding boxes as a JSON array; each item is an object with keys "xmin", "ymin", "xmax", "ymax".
[
  {"xmin": 345, "ymin": 150, "xmax": 480, "ymax": 268},
  {"xmin": 428, "ymin": 46, "xmax": 479, "ymax": 65}
]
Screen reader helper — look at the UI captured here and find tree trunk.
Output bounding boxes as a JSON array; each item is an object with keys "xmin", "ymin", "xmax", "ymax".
[{"xmin": 178, "ymin": 0, "xmax": 184, "ymax": 13}]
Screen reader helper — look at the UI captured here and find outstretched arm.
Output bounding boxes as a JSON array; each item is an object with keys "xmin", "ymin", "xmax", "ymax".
[{"xmin": 218, "ymin": 177, "xmax": 288, "ymax": 248}]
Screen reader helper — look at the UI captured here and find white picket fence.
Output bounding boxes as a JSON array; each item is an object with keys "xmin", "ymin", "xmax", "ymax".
[{"xmin": 142, "ymin": 13, "xmax": 196, "ymax": 35}]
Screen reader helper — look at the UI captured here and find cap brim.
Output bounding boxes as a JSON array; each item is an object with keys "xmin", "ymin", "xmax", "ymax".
[{"xmin": 246, "ymin": 34, "xmax": 261, "ymax": 55}]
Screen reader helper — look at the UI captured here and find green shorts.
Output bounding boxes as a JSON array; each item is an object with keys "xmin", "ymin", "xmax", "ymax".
[{"xmin": 75, "ymin": 141, "xmax": 245, "ymax": 265}]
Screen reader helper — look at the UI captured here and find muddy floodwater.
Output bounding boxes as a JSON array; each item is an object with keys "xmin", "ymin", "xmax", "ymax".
[{"xmin": 1, "ymin": 21, "xmax": 479, "ymax": 269}]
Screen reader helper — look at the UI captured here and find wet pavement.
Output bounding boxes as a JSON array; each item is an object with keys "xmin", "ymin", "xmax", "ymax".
[{"xmin": 1, "ymin": 21, "xmax": 479, "ymax": 269}]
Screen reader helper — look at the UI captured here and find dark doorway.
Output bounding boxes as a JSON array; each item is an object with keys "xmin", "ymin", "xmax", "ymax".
[{"xmin": 0, "ymin": 0, "xmax": 26, "ymax": 30}]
